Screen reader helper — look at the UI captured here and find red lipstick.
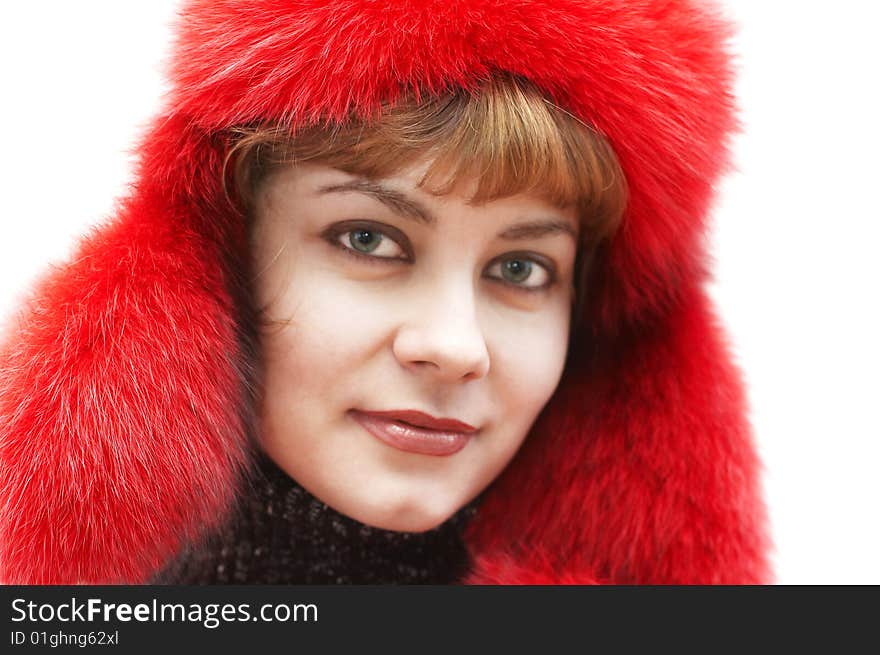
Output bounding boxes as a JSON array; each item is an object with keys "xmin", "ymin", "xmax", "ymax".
[{"xmin": 349, "ymin": 409, "xmax": 477, "ymax": 456}]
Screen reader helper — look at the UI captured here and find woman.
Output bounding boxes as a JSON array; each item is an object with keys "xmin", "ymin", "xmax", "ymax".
[{"xmin": 0, "ymin": 0, "xmax": 772, "ymax": 584}]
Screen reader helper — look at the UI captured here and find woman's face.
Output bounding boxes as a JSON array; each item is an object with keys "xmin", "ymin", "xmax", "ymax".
[{"xmin": 251, "ymin": 159, "xmax": 579, "ymax": 532}]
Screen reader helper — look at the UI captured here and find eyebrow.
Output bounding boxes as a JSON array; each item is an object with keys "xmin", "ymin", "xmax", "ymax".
[
  {"xmin": 496, "ymin": 220, "xmax": 577, "ymax": 241},
  {"xmin": 316, "ymin": 178, "xmax": 577, "ymax": 241},
  {"xmin": 317, "ymin": 179, "xmax": 435, "ymax": 224}
]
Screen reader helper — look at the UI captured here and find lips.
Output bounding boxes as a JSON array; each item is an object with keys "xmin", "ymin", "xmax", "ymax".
[{"xmin": 349, "ymin": 409, "xmax": 477, "ymax": 456}]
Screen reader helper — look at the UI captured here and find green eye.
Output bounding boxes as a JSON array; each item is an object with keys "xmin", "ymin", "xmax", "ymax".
[
  {"xmin": 501, "ymin": 259, "xmax": 533, "ymax": 283},
  {"xmin": 486, "ymin": 255, "xmax": 553, "ymax": 290},
  {"xmin": 331, "ymin": 224, "xmax": 408, "ymax": 260},
  {"xmin": 349, "ymin": 229, "xmax": 383, "ymax": 253}
]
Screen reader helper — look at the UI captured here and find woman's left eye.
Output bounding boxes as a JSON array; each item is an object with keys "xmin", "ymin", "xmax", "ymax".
[
  {"xmin": 485, "ymin": 256, "xmax": 553, "ymax": 290},
  {"xmin": 336, "ymin": 227, "xmax": 407, "ymax": 259}
]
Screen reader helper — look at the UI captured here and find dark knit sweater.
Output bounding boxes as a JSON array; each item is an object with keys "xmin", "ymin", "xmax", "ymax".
[{"xmin": 150, "ymin": 451, "xmax": 479, "ymax": 584}]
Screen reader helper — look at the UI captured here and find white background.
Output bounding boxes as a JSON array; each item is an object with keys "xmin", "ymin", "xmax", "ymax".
[{"xmin": 1, "ymin": 1, "xmax": 878, "ymax": 584}]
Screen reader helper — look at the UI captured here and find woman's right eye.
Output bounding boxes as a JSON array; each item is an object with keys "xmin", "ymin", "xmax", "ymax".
[{"xmin": 328, "ymin": 224, "xmax": 409, "ymax": 261}]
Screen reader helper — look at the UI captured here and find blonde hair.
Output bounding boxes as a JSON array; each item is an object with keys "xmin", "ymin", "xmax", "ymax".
[{"xmin": 227, "ymin": 71, "xmax": 624, "ymax": 235}]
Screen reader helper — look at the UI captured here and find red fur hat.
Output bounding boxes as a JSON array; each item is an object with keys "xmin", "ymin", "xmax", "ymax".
[{"xmin": 0, "ymin": 0, "xmax": 772, "ymax": 584}]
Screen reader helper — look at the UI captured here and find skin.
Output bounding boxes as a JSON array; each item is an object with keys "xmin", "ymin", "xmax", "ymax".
[{"xmin": 251, "ymin": 158, "xmax": 579, "ymax": 532}]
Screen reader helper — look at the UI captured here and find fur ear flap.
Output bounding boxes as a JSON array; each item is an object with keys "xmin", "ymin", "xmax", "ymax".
[
  {"xmin": 0, "ymin": 162, "xmax": 251, "ymax": 584},
  {"xmin": 463, "ymin": 546, "xmax": 602, "ymax": 585},
  {"xmin": 464, "ymin": 285, "xmax": 772, "ymax": 584}
]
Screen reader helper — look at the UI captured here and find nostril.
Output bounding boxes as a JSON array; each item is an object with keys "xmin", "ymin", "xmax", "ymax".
[{"xmin": 392, "ymin": 322, "xmax": 490, "ymax": 382}]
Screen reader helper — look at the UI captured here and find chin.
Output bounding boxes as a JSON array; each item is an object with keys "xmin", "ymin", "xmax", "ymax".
[{"xmin": 349, "ymin": 495, "xmax": 459, "ymax": 534}]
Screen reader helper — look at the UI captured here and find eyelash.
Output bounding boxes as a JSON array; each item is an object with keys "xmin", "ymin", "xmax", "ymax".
[{"xmin": 321, "ymin": 221, "xmax": 557, "ymax": 293}]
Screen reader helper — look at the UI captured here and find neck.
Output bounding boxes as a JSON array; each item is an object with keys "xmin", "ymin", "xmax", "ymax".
[{"xmin": 151, "ymin": 449, "xmax": 479, "ymax": 584}]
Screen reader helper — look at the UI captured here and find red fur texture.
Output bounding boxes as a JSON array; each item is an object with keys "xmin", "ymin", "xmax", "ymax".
[{"xmin": 0, "ymin": 0, "xmax": 772, "ymax": 584}]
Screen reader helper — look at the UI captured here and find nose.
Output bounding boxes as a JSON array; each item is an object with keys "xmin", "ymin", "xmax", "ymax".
[{"xmin": 392, "ymin": 283, "xmax": 490, "ymax": 383}]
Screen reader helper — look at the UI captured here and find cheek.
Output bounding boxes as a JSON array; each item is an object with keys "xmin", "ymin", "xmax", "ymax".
[
  {"xmin": 489, "ymin": 303, "xmax": 571, "ymax": 415},
  {"xmin": 258, "ymin": 267, "xmax": 398, "ymax": 384},
  {"xmin": 255, "ymin": 270, "xmax": 398, "ymax": 477}
]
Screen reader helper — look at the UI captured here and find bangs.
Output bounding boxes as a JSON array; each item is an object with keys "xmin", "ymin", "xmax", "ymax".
[{"xmin": 227, "ymin": 71, "xmax": 627, "ymax": 244}]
